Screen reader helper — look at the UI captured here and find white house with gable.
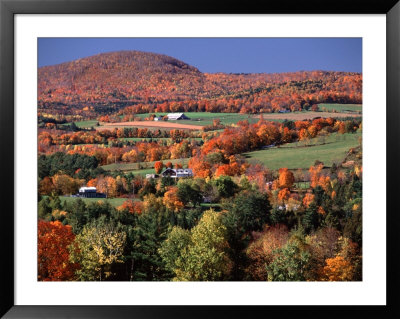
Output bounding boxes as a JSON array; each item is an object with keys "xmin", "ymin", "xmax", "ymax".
[{"xmin": 166, "ymin": 113, "xmax": 190, "ymax": 120}]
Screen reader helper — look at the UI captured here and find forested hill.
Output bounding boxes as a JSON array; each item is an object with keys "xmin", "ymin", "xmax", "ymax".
[
  {"xmin": 38, "ymin": 50, "xmax": 362, "ymax": 114},
  {"xmin": 38, "ymin": 51, "xmax": 209, "ymax": 103}
]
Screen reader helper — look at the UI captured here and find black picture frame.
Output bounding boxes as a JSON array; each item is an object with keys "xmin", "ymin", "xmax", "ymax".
[{"xmin": 1, "ymin": 0, "xmax": 399, "ymax": 318}]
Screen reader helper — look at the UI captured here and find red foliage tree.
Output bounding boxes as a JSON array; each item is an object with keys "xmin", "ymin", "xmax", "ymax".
[
  {"xmin": 154, "ymin": 161, "xmax": 164, "ymax": 174},
  {"xmin": 38, "ymin": 220, "xmax": 79, "ymax": 281}
]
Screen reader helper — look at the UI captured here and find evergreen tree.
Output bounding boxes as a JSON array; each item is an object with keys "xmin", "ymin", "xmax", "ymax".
[
  {"xmin": 302, "ymin": 203, "xmax": 319, "ymax": 233},
  {"xmin": 222, "ymin": 190, "xmax": 271, "ymax": 280},
  {"xmin": 38, "ymin": 197, "xmax": 52, "ymax": 220},
  {"xmin": 129, "ymin": 208, "xmax": 172, "ymax": 281}
]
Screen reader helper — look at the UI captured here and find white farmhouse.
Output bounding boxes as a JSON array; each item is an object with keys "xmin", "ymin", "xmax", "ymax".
[{"xmin": 166, "ymin": 113, "xmax": 190, "ymax": 120}]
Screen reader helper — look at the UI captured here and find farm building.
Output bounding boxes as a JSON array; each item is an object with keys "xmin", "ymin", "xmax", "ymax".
[
  {"xmin": 167, "ymin": 113, "xmax": 191, "ymax": 120},
  {"xmin": 78, "ymin": 186, "xmax": 106, "ymax": 198},
  {"xmin": 161, "ymin": 168, "xmax": 193, "ymax": 178}
]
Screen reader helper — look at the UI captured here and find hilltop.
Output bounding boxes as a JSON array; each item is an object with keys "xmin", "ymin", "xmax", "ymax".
[
  {"xmin": 38, "ymin": 50, "xmax": 362, "ymax": 114},
  {"xmin": 38, "ymin": 51, "xmax": 210, "ymax": 105}
]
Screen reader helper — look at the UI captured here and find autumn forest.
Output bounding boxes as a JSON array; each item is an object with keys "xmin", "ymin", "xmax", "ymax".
[{"xmin": 38, "ymin": 49, "xmax": 362, "ymax": 282}]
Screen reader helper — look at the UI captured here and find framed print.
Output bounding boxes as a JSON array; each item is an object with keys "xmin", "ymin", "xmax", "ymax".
[{"xmin": 1, "ymin": 0, "xmax": 399, "ymax": 318}]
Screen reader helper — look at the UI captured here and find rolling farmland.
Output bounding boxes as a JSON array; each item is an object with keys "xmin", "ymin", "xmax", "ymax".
[
  {"xmin": 318, "ymin": 103, "xmax": 362, "ymax": 113},
  {"xmin": 243, "ymin": 131, "xmax": 361, "ymax": 170}
]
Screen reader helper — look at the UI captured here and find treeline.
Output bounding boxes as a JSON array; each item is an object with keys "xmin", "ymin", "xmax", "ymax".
[
  {"xmin": 38, "ymin": 127, "xmax": 191, "ymax": 148},
  {"xmin": 39, "ymin": 136, "xmax": 197, "ymax": 167},
  {"xmin": 38, "ymin": 152, "xmax": 101, "ymax": 179}
]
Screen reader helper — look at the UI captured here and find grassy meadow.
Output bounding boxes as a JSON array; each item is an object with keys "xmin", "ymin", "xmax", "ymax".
[
  {"xmin": 133, "ymin": 112, "xmax": 259, "ymax": 127},
  {"xmin": 318, "ymin": 103, "xmax": 362, "ymax": 113},
  {"xmin": 44, "ymin": 196, "xmax": 130, "ymax": 207},
  {"xmin": 60, "ymin": 120, "xmax": 99, "ymax": 129},
  {"xmin": 243, "ymin": 131, "xmax": 361, "ymax": 170}
]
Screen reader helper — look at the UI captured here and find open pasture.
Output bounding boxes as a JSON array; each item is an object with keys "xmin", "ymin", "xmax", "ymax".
[
  {"xmin": 254, "ymin": 111, "xmax": 362, "ymax": 122},
  {"xmin": 318, "ymin": 103, "xmax": 362, "ymax": 113},
  {"xmin": 133, "ymin": 112, "xmax": 258, "ymax": 127},
  {"xmin": 61, "ymin": 120, "xmax": 99, "ymax": 129},
  {"xmin": 50, "ymin": 196, "xmax": 129, "ymax": 207},
  {"xmin": 243, "ymin": 131, "xmax": 361, "ymax": 170}
]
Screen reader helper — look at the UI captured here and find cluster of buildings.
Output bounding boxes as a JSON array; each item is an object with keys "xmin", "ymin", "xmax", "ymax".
[{"xmin": 146, "ymin": 168, "xmax": 193, "ymax": 179}]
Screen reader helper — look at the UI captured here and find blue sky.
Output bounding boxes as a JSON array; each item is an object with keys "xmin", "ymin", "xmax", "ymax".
[{"xmin": 38, "ymin": 38, "xmax": 362, "ymax": 73}]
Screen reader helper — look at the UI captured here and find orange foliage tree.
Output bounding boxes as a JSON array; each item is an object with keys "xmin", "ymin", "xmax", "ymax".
[
  {"xmin": 188, "ymin": 156, "xmax": 212, "ymax": 178},
  {"xmin": 214, "ymin": 161, "xmax": 241, "ymax": 177},
  {"xmin": 154, "ymin": 161, "xmax": 164, "ymax": 174},
  {"xmin": 309, "ymin": 163, "xmax": 324, "ymax": 188},
  {"xmin": 278, "ymin": 168, "xmax": 295, "ymax": 189},
  {"xmin": 38, "ymin": 220, "xmax": 79, "ymax": 281},
  {"xmin": 320, "ymin": 256, "xmax": 354, "ymax": 281},
  {"xmin": 302, "ymin": 193, "xmax": 315, "ymax": 208},
  {"xmin": 163, "ymin": 186, "xmax": 184, "ymax": 212},
  {"xmin": 278, "ymin": 188, "xmax": 291, "ymax": 203},
  {"xmin": 117, "ymin": 199, "xmax": 143, "ymax": 214}
]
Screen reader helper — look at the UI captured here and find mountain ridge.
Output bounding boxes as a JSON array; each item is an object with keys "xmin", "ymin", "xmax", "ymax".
[{"xmin": 38, "ymin": 50, "xmax": 362, "ymax": 113}]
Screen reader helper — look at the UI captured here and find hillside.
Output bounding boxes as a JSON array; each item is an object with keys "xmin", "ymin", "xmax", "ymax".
[
  {"xmin": 38, "ymin": 51, "xmax": 212, "ymax": 106},
  {"xmin": 38, "ymin": 50, "xmax": 362, "ymax": 114}
]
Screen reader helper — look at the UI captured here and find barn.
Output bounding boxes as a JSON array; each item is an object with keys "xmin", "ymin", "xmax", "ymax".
[
  {"xmin": 166, "ymin": 113, "xmax": 191, "ymax": 120},
  {"xmin": 78, "ymin": 186, "xmax": 106, "ymax": 198}
]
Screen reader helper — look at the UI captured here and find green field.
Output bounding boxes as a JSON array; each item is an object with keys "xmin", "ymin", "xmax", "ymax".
[
  {"xmin": 243, "ymin": 131, "xmax": 361, "ymax": 170},
  {"xmin": 133, "ymin": 112, "xmax": 258, "ymax": 127},
  {"xmin": 318, "ymin": 103, "xmax": 362, "ymax": 113},
  {"xmin": 294, "ymin": 181, "xmax": 311, "ymax": 189},
  {"xmin": 101, "ymin": 157, "xmax": 190, "ymax": 173},
  {"xmin": 61, "ymin": 120, "xmax": 99, "ymax": 128},
  {"xmin": 53, "ymin": 196, "xmax": 129, "ymax": 207},
  {"xmin": 136, "ymin": 110, "xmax": 361, "ymax": 126}
]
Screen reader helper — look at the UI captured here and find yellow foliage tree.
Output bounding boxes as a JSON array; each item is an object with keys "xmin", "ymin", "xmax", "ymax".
[
  {"xmin": 320, "ymin": 256, "xmax": 354, "ymax": 281},
  {"xmin": 163, "ymin": 186, "xmax": 184, "ymax": 212},
  {"xmin": 69, "ymin": 223, "xmax": 126, "ymax": 281}
]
